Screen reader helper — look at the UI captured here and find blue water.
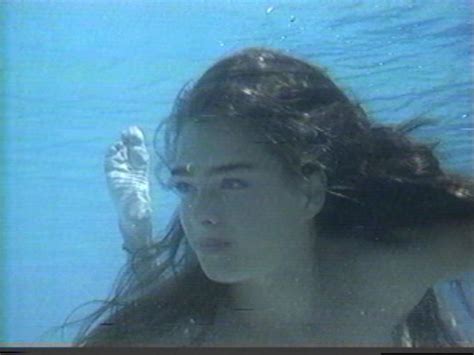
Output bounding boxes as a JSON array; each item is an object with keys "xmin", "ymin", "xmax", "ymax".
[{"xmin": 2, "ymin": 0, "xmax": 473, "ymax": 344}]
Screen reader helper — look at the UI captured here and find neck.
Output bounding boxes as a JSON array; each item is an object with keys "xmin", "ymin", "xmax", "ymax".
[{"xmin": 222, "ymin": 225, "xmax": 327, "ymax": 331}]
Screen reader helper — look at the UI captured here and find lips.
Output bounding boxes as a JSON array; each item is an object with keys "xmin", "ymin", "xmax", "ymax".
[{"xmin": 196, "ymin": 238, "xmax": 232, "ymax": 253}]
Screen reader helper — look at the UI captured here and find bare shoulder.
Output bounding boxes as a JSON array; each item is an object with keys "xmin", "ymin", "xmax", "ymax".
[
  {"xmin": 393, "ymin": 220, "xmax": 474, "ymax": 274},
  {"xmin": 316, "ymin": 221, "xmax": 474, "ymax": 345}
]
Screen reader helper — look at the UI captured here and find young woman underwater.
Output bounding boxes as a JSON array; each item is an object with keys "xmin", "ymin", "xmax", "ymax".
[{"xmin": 71, "ymin": 47, "xmax": 474, "ymax": 347}]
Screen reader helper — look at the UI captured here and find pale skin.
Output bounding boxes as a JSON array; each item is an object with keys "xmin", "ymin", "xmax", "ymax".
[
  {"xmin": 105, "ymin": 121, "xmax": 474, "ymax": 346},
  {"xmin": 172, "ymin": 117, "xmax": 327, "ymax": 344}
]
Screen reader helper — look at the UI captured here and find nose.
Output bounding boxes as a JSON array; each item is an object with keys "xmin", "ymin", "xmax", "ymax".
[
  {"xmin": 189, "ymin": 188, "xmax": 221, "ymax": 227},
  {"xmin": 202, "ymin": 217, "xmax": 218, "ymax": 225}
]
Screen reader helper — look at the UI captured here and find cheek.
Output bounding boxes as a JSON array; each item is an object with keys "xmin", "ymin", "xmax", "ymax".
[
  {"xmin": 233, "ymin": 186, "xmax": 302, "ymax": 232},
  {"xmin": 254, "ymin": 188, "xmax": 301, "ymax": 221},
  {"xmin": 177, "ymin": 187, "xmax": 300, "ymax": 237},
  {"xmin": 229, "ymin": 192, "xmax": 281, "ymax": 225},
  {"xmin": 234, "ymin": 194, "xmax": 300, "ymax": 245},
  {"xmin": 178, "ymin": 202, "xmax": 193, "ymax": 235}
]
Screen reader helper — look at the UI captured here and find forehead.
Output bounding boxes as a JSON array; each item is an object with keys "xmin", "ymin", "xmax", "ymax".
[{"xmin": 174, "ymin": 117, "xmax": 282, "ymax": 172}]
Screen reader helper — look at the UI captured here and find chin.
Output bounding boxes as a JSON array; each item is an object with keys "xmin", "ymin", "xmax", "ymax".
[
  {"xmin": 202, "ymin": 269, "xmax": 245, "ymax": 284},
  {"xmin": 201, "ymin": 264, "xmax": 264, "ymax": 284}
]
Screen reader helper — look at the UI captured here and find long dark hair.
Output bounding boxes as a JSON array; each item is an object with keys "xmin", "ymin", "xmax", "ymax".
[{"xmin": 69, "ymin": 47, "xmax": 474, "ymax": 346}]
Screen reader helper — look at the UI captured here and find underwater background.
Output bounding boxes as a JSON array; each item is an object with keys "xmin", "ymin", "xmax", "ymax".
[{"xmin": 2, "ymin": 0, "xmax": 473, "ymax": 344}]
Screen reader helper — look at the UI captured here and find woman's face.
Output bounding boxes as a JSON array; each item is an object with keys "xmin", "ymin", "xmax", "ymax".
[{"xmin": 170, "ymin": 116, "xmax": 321, "ymax": 284}]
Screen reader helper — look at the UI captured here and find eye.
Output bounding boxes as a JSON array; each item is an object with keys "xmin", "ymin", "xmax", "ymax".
[
  {"xmin": 170, "ymin": 182, "xmax": 195, "ymax": 196},
  {"xmin": 169, "ymin": 179, "xmax": 248, "ymax": 197},
  {"xmin": 221, "ymin": 179, "xmax": 248, "ymax": 189}
]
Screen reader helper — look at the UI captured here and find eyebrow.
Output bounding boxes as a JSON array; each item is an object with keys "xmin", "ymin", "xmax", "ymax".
[{"xmin": 170, "ymin": 162, "xmax": 257, "ymax": 177}]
